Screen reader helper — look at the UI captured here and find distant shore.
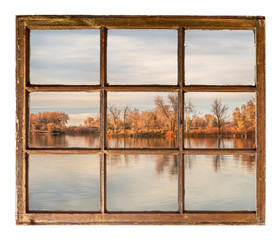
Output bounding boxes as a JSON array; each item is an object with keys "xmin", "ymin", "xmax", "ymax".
[{"xmin": 31, "ymin": 129, "xmax": 255, "ymax": 139}]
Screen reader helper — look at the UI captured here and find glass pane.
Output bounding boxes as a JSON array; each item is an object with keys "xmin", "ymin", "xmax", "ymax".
[
  {"xmin": 28, "ymin": 154, "xmax": 100, "ymax": 211},
  {"xmin": 107, "ymin": 155, "xmax": 178, "ymax": 211},
  {"xmin": 107, "ymin": 92, "xmax": 178, "ymax": 148},
  {"xmin": 29, "ymin": 92, "xmax": 100, "ymax": 148},
  {"xmin": 184, "ymin": 92, "xmax": 256, "ymax": 148},
  {"xmin": 108, "ymin": 30, "xmax": 177, "ymax": 85},
  {"xmin": 185, "ymin": 155, "xmax": 256, "ymax": 211},
  {"xmin": 30, "ymin": 30, "xmax": 100, "ymax": 85},
  {"xmin": 185, "ymin": 30, "xmax": 255, "ymax": 85}
]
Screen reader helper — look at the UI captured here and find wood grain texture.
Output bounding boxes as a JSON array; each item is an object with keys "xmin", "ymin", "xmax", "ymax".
[
  {"xmin": 16, "ymin": 17, "xmax": 28, "ymax": 224},
  {"xmin": 20, "ymin": 212, "xmax": 257, "ymax": 225},
  {"xmin": 26, "ymin": 85, "xmax": 256, "ymax": 92},
  {"xmin": 25, "ymin": 148, "xmax": 256, "ymax": 155},
  {"xmin": 256, "ymin": 19, "xmax": 266, "ymax": 224},
  {"xmin": 16, "ymin": 15, "xmax": 265, "ymax": 225},
  {"xmin": 19, "ymin": 15, "xmax": 258, "ymax": 30},
  {"xmin": 178, "ymin": 153, "xmax": 184, "ymax": 214}
]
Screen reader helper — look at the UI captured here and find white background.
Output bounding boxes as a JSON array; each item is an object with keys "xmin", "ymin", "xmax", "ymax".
[{"xmin": 0, "ymin": 0, "xmax": 279, "ymax": 239}]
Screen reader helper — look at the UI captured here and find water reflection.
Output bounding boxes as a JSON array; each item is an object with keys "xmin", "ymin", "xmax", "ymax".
[
  {"xmin": 107, "ymin": 154, "xmax": 178, "ymax": 211},
  {"xmin": 30, "ymin": 133, "xmax": 255, "ymax": 149},
  {"xmin": 30, "ymin": 133, "xmax": 100, "ymax": 148},
  {"xmin": 185, "ymin": 137, "xmax": 255, "ymax": 148},
  {"xmin": 28, "ymin": 154, "xmax": 100, "ymax": 211},
  {"xmin": 185, "ymin": 154, "xmax": 256, "ymax": 211},
  {"xmin": 107, "ymin": 136, "xmax": 177, "ymax": 148}
]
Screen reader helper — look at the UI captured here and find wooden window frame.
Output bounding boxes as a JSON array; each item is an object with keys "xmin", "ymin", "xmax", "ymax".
[{"xmin": 16, "ymin": 15, "xmax": 265, "ymax": 225}]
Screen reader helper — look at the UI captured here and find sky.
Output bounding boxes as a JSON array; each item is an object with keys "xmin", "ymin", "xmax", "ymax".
[
  {"xmin": 185, "ymin": 92, "xmax": 256, "ymax": 117},
  {"xmin": 30, "ymin": 92, "xmax": 100, "ymax": 126},
  {"xmin": 107, "ymin": 92, "xmax": 174, "ymax": 111},
  {"xmin": 30, "ymin": 91, "xmax": 255, "ymax": 127},
  {"xmin": 30, "ymin": 30, "xmax": 100, "ymax": 85},
  {"xmin": 185, "ymin": 30, "xmax": 255, "ymax": 85},
  {"xmin": 30, "ymin": 29, "xmax": 255, "ymax": 86},
  {"xmin": 107, "ymin": 30, "xmax": 177, "ymax": 85},
  {"xmin": 29, "ymin": 29, "xmax": 256, "ymax": 125}
]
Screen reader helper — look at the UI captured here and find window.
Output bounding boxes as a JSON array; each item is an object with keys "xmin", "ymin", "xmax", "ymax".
[{"xmin": 16, "ymin": 15, "xmax": 265, "ymax": 225}]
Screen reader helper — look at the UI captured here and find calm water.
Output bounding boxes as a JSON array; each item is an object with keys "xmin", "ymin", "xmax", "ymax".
[
  {"xmin": 107, "ymin": 155, "xmax": 178, "ymax": 211},
  {"xmin": 185, "ymin": 137, "xmax": 255, "ymax": 148},
  {"xmin": 28, "ymin": 154, "xmax": 100, "ymax": 211},
  {"xmin": 185, "ymin": 155, "xmax": 256, "ymax": 211},
  {"xmin": 29, "ymin": 153, "xmax": 255, "ymax": 211},
  {"xmin": 30, "ymin": 133, "xmax": 255, "ymax": 148}
]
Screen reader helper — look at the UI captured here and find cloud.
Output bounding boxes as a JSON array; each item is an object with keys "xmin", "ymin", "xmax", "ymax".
[
  {"xmin": 30, "ymin": 92, "xmax": 100, "ymax": 109},
  {"xmin": 30, "ymin": 30, "xmax": 100, "ymax": 85},
  {"xmin": 67, "ymin": 112, "xmax": 99, "ymax": 126},
  {"xmin": 107, "ymin": 30, "xmax": 177, "ymax": 85},
  {"xmin": 185, "ymin": 92, "xmax": 256, "ymax": 116},
  {"xmin": 185, "ymin": 30, "xmax": 255, "ymax": 85},
  {"xmin": 108, "ymin": 92, "xmax": 175, "ymax": 110}
]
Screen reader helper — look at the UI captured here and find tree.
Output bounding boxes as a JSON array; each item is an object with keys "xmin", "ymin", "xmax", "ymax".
[
  {"xmin": 211, "ymin": 99, "xmax": 229, "ymax": 134},
  {"xmin": 168, "ymin": 94, "xmax": 178, "ymax": 131},
  {"xmin": 108, "ymin": 104, "xmax": 121, "ymax": 132},
  {"xmin": 84, "ymin": 117, "xmax": 95, "ymax": 127},
  {"xmin": 185, "ymin": 98, "xmax": 198, "ymax": 133},
  {"xmin": 154, "ymin": 94, "xmax": 178, "ymax": 132},
  {"xmin": 128, "ymin": 108, "xmax": 140, "ymax": 132},
  {"xmin": 232, "ymin": 98, "xmax": 255, "ymax": 134},
  {"xmin": 30, "ymin": 111, "xmax": 69, "ymax": 133},
  {"xmin": 204, "ymin": 113, "xmax": 216, "ymax": 129},
  {"xmin": 122, "ymin": 105, "xmax": 130, "ymax": 130}
]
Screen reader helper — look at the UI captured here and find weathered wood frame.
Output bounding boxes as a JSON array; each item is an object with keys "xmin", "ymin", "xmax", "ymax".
[{"xmin": 16, "ymin": 15, "xmax": 265, "ymax": 225}]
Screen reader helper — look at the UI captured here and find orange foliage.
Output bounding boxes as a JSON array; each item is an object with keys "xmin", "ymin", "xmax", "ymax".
[{"xmin": 30, "ymin": 111, "xmax": 69, "ymax": 133}]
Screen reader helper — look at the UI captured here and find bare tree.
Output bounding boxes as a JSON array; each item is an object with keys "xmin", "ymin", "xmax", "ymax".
[
  {"xmin": 122, "ymin": 105, "xmax": 130, "ymax": 130},
  {"xmin": 185, "ymin": 98, "xmax": 198, "ymax": 134},
  {"xmin": 211, "ymin": 98, "xmax": 229, "ymax": 135},
  {"xmin": 154, "ymin": 94, "xmax": 178, "ymax": 132},
  {"xmin": 108, "ymin": 104, "xmax": 121, "ymax": 132}
]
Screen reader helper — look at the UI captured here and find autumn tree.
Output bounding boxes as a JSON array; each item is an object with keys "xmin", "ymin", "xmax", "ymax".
[
  {"xmin": 108, "ymin": 104, "xmax": 121, "ymax": 132},
  {"xmin": 185, "ymin": 98, "xmax": 198, "ymax": 133},
  {"xmin": 168, "ymin": 94, "xmax": 178, "ymax": 131},
  {"xmin": 30, "ymin": 111, "xmax": 69, "ymax": 133},
  {"xmin": 211, "ymin": 99, "xmax": 229, "ymax": 134},
  {"xmin": 154, "ymin": 93, "xmax": 178, "ymax": 132},
  {"xmin": 122, "ymin": 106, "xmax": 131, "ymax": 130},
  {"xmin": 84, "ymin": 117, "xmax": 95, "ymax": 127},
  {"xmin": 127, "ymin": 108, "xmax": 140, "ymax": 132},
  {"xmin": 232, "ymin": 98, "xmax": 255, "ymax": 134}
]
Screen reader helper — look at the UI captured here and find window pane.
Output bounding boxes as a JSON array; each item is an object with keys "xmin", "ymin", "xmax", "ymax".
[
  {"xmin": 108, "ymin": 30, "xmax": 177, "ymax": 85},
  {"xmin": 184, "ymin": 92, "xmax": 256, "ymax": 148},
  {"xmin": 107, "ymin": 92, "xmax": 178, "ymax": 148},
  {"xmin": 29, "ymin": 92, "xmax": 100, "ymax": 148},
  {"xmin": 185, "ymin": 30, "xmax": 255, "ymax": 85},
  {"xmin": 185, "ymin": 155, "xmax": 256, "ymax": 211},
  {"xmin": 30, "ymin": 30, "xmax": 100, "ymax": 85},
  {"xmin": 28, "ymin": 154, "xmax": 100, "ymax": 211},
  {"xmin": 107, "ymin": 155, "xmax": 178, "ymax": 211}
]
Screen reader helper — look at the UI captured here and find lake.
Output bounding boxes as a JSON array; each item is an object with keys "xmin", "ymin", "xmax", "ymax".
[
  {"xmin": 28, "ymin": 153, "xmax": 255, "ymax": 211},
  {"xmin": 29, "ymin": 132, "xmax": 255, "ymax": 148}
]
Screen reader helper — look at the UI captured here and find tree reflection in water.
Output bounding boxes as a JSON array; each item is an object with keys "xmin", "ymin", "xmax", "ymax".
[
  {"xmin": 184, "ymin": 154, "xmax": 256, "ymax": 211},
  {"xmin": 107, "ymin": 136, "xmax": 177, "ymax": 148},
  {"xmin": 185, "ymin": 154, "xmax": 256, "ymax": 174},
  {"xmin": 107, "ymin": 154, "xmax": 178, "ymax": 179},
  {"xmin": 185, "ymin": 136, "xmax": 255, "ymax": 148}
]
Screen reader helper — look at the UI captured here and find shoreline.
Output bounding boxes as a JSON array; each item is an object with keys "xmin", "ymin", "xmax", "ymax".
[{"xmin": 30, "ymin": 131, "xmax": 255, "ymax": 139}]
